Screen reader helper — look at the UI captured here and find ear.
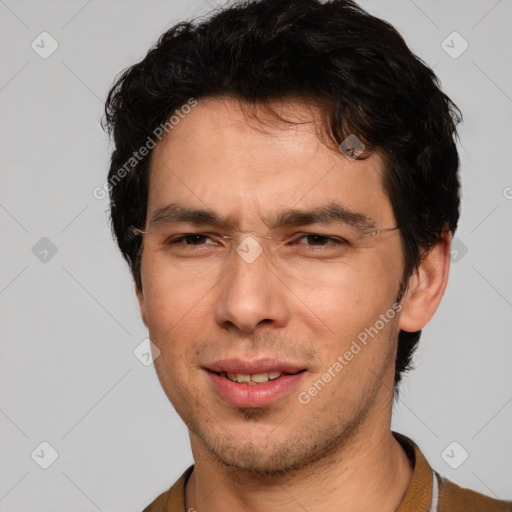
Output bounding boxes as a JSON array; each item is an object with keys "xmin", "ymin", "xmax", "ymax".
[
  {"xmin": 135, "ymin": 284, "xmax": 149, "ymax": 327},
  {"xmin": 398, "ymin": 229, "xmax": 452, "ymax": 332}
]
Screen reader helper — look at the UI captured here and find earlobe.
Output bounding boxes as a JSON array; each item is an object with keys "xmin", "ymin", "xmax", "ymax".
[
  {"xmin": 398, "ymin": 230, "xmax": 452, "ymax": 333},
  {"xmin": 135, "ymin": 284, "xmax": 149, "ymax": 327}
]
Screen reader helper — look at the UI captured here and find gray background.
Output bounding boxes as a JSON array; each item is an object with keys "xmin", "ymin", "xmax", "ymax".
[{"xmin": 0, "ymin": 0, "xmax": 511, "ymax": 510}]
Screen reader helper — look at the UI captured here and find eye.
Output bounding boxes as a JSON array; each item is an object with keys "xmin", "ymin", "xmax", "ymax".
[
  {"xmin": 289, "ymin": 234, "xmax": 349, "ymax": 248},
  {"xmin": 167, "ymin": 234, "xmax": 217, "ymax": 246}
]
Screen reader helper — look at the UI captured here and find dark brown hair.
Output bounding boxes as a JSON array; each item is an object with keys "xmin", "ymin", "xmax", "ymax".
[{"xmin": 104, "ymin": 0, "xmax": 462, "ymax": 393}]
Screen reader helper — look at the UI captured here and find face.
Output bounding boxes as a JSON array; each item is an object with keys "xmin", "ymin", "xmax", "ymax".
[{"xmin": 136, "ymin": 97, "xmax": 406, "ymax": 474}]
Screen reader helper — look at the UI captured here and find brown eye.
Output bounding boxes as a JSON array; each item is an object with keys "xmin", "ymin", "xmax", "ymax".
[
  {"xmin": 290, "ymin": 234, "xmax": 348, "ymax": 247},
  {"xmin": 172, "ymin": 234, "xmax": 211, "ymax": 245}
]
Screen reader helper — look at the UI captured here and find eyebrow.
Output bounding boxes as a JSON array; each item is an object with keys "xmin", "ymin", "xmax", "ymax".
[{"xmin": 148, "ymin": 202, "xmax": 376, "ymax": 232}]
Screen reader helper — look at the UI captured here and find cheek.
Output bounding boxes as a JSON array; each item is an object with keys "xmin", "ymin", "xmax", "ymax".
[
  {"xmin": 291, "ymin": 260, "xmax": 395, "ymax": 328},
  {"xmin": 140, "ymin": 256, "xmax": 216, "ymax": 344},
  {"xmin": 289, "ymin": 266, "xmax": 401, "ymax": 382},
  {"xmin": 142, "ymin": 272, "xmax": 210, "ymax": 396}
]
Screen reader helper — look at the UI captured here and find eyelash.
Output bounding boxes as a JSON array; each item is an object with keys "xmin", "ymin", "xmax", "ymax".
[{"xmin": 166, "ymin": 233, "xmax": 349, "ymax": 249}]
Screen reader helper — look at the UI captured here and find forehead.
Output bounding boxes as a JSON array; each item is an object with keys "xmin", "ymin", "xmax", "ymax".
[{"xmin": 146, "ymin": 96, "xmax": 395, "ymax": 228}]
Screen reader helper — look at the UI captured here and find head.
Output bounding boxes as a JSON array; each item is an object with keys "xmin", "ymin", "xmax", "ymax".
[{"xmin": 104, "ymin": 0, "xmax": 461, "ymax": 473}]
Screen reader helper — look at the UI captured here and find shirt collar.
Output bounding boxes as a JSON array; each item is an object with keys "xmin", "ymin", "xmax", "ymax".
[
  {"xmin": 168, "ymin": 432, "xmax": 435, "ymax": 512},
  {"xmin": 393, "ymin": 431, "xmax": 434, "ymax": 512}
]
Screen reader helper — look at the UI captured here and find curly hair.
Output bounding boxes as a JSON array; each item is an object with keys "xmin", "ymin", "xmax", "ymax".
[{"xmin": 103, "ymin": 0, "xmax": 462, "ymax": 393}]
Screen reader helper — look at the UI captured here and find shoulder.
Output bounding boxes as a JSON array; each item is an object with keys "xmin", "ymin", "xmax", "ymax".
[
  {"xmin": 141, "ymin": 466, "xmax": 194, "ymax": 512},
  {"xmin": 438, "ymin": 475, "xmax": 512, "ymax": 511},
  {"xmin": 141, "ymin": 488, "xmax": 171, "ymax": 512},
  {"xmin": 392, "ymin": 432, "xmax": 511, "ymax": 512}
]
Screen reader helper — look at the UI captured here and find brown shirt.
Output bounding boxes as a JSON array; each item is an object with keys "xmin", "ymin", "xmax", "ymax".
[{"xmin": 142, "ymin": 433, "xmax": 512, "ymax": 512}]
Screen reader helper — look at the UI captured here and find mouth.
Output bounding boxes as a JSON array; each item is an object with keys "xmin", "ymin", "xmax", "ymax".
[
  {"xmin": 211, "ymin": 369, "xmax": 305, "ymax": 385},
  {"xmin": 204, "ymin": 359, "xmax": 307, "ymax": 408}
]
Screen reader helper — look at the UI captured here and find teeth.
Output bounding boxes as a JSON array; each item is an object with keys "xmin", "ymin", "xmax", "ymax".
[
  {"xmin": 221, "ymin": 371, "xmax": 283, "ymax": 384},
  {"xmin": 251, "ymin": 372, "xmax": 270, "ymax": 383}
]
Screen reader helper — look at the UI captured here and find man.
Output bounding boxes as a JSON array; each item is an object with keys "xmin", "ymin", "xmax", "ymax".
[{"xmin": 103, "ymin": 0, "xmax": 512, "ymax": 510}]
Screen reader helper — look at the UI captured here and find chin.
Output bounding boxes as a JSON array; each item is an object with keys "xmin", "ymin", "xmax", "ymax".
[{"xmin": 192, "ymin": 422, "xmax": 353, "ymax": 478}]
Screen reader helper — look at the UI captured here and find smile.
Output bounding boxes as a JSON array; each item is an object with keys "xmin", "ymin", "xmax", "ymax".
[
  {"xmin": 216, "ymin": 370, "xmax": 288, "ymax": 384},
  {"xmin": 206, "ymin": 368, "xmax": 307, "ymax": 408}
]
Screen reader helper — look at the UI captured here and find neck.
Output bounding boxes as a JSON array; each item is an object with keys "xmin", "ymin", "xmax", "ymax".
[{"xmin": 185, "ymin": 419, "xmax": 413, "ymax": 512}]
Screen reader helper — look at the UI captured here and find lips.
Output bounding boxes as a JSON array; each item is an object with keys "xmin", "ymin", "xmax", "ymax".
[
  {"xmin": 204, "ymin": 358, "xmax": 307, "ymax": 408},
  {"xmin": 205, "ymin": 358, "xmax": 304, "ymax": 375},
  {"xmin": 220, "ymin": 370, "xmax": 284, "ymax": 384}
]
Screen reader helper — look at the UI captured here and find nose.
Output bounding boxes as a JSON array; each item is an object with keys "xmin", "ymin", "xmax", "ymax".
[{"xmin": 214, "ymin": 241, "xmax": 291, "ymax": 333}]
